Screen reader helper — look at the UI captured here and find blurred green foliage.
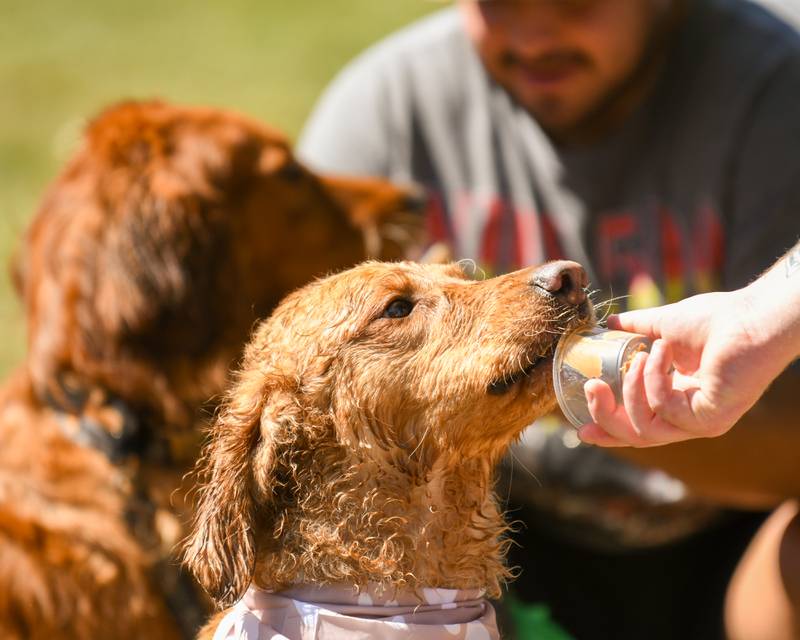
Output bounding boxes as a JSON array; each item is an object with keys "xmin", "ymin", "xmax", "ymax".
[{"xmin": 0, "ymin": 0, "xmax": 434, "ymax": 375}]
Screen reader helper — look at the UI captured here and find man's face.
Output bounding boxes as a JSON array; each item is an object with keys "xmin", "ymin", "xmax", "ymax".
[{"xmin": 459, "ymin": 0, "xmax": 672, "ymax": 135}]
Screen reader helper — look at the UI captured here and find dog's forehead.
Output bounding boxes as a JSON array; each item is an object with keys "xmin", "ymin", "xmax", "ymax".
[
  {"xmin": 266, "ymin": 261, "xmax": 471, "ymax": 337},
  {"xmin": 346, "ymin": 260, "xmax": 466, "ymax": 285},
  {"xmin": 327, "ymin": 261, "xmax": 470, "ymax": 299}
]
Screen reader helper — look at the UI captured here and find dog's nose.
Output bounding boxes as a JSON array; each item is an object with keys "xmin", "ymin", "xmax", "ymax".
[{"xmin": 531, "ymin": 260, "xmax": 588, "ymax": 306}]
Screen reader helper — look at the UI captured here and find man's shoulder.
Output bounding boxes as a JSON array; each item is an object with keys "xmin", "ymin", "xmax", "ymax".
[
  {"xmin": 367, "ymin": 8, "xmax": 465, "ymax": 61},
  {"xmin": 746, "ymin": 0, "xmax": 800, "ymax": 36},
  {"xmin": 704, "ymin": 0, "xmax": 800, "ymax": 59},
  {"xmin": 343, "ymin": 8, "xmax": 470, "ymax": 79},
  {"xmin": 297, "ymin": 8, "xmax": 475, "ymax": 175},
  {"xmin": 667, "ymin": 0, "xmax": 800, "ymax": 119}
]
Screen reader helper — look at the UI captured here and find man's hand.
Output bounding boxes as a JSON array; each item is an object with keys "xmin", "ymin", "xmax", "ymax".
[{"xmin": 577, "ymin": 245, "xmax": 800, "ymax": 448}]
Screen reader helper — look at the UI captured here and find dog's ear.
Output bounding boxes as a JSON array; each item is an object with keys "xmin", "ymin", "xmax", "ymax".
[
  {"xmin": 320, "ymin": 175, "xmax": 429, "ymax": 260},
  {"xmin": 183, "ymin": 352, "xmax": 295, "ymax": 608},
  {"xmin": 417, "ymin": 241, "xmax": 453, "ymax": 265}
]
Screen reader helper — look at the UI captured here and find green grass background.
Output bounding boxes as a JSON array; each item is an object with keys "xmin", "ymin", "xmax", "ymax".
[{"xmin": 0, "ymin": 0, "xmax": 435, "ymax": 376}]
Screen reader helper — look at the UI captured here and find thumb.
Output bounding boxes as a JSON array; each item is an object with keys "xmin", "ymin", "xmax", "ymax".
[{"xmin": 607, "ymin": 305, "xmax": 672, "ymax": 338}]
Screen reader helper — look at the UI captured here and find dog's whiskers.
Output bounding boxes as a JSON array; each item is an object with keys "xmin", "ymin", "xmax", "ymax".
[
  {"xmin": 507, "ymin": 445, "xmax": 542, "ymax": 487},
  {"xmin": 592, "ymin": 293, "xmax": 631, "ymax": 323}
]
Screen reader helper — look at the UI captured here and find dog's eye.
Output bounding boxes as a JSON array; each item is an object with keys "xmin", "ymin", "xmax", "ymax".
[
  {"xmin": 279, "ymin": 162, "xmax": 306, "ymax": 182},
  {"xmin": 383, "ymin": 298, "xmax": 414, "ymax": 319}
]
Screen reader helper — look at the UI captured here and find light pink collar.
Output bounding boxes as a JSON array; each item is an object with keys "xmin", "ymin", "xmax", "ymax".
[{"xmin": 212, "ymin": 583, "xmax": 499, "ymax": 639}]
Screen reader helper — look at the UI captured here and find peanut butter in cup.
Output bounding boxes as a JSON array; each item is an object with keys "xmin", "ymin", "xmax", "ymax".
[{"xmin": 553, "ymin": 327, "xmax": 652, "ymax": 427}]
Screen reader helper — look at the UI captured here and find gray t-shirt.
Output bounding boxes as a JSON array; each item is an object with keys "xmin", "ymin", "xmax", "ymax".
[{"xmin": 299, "ymin": 0, "xmax": 800, "ymax": 307}]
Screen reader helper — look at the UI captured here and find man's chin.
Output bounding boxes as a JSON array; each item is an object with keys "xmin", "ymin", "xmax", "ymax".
[
  {"xmin": 519, "ymin": 91, "xmax": 625, "ymax": 143},
  {"xmin": 521, "ymin": 95, "xmax": 589, "ymax": 138},
  {"xmin": 496, "ymin": 77, "xmax": 586, "ymax": 132},
  {"xmin": 529, "ymin": 101, "xmax": 577, "ymax": 131}
]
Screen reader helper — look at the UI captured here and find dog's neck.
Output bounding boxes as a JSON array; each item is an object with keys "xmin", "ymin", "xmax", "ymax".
[
  {"xmin": 404, "ymin": 452, "xmax": 513, "ymax": 596},
  {"xmin": 257, "ymin": 435, "xmax": 512, "ymax": 599}
]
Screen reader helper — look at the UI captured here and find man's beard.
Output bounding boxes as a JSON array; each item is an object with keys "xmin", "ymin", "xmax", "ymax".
[{"xmin": 496, "ymin": 3, "xmax": 685, "ymax": 143}]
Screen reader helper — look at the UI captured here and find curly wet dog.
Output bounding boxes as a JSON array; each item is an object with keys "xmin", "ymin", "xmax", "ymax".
[{"xmin": 185, "ymin": 259, "xmax": 593, "ymax": 639}]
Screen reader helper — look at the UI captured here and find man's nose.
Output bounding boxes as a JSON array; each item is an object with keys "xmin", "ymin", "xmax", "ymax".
[
  {"xmin": 530, "ymin": 260, "xmax": 588, "ymax": 306},
  {"xmin": 499, "ymin": 4, "xmax": 563, "ymax": 53}
]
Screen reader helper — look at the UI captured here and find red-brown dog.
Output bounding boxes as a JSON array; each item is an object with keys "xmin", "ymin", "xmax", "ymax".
[{"xmin": 0, "ymin": 100, "xmax": 422, "ymax": 640}]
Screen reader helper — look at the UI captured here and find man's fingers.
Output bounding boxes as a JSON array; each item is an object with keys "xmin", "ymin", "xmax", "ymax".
[
  {"xmin": 577, "ymin": 423, "xmax": 629, "ymax": 447},
  {"xmin": 584, "ymin": 377, "xmax": 616, "ymax": 417},
  {"xmin": 617, "ymin": 352, "xmax": 684, "ymax": 444},
  {"xmin": 579, "ymin": 419, "xmax": 691, "ymax": 447},
  {"xmin": 581, "ymin": 351, "xmax": 702, "ymax": 447},
  {"xmin": 641, "ymin": 340, "xmax": 679, "ymax": 415},
  {"xmin": 578, "ymin": 378, "xmax": 626, "ymax": 448},
  {"xmin": 583, "ymin": 377, "xmax": 646, "ymax": 444},
  {"xmin": 641, "ymin": 340, "xmax": 711, "ymax": 434},
  {"xmin": 623, "ymin": 351, "xmax": 651, "ymax": 435}
]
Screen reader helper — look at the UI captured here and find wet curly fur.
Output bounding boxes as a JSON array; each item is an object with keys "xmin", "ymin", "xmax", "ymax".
[
  {"xmin": 184, "ymin": 260, "xmax": 593, "ymax": 625},
  {"xmin": 0, "ymin": 100, "xmax": 420, "ymax": 640}
]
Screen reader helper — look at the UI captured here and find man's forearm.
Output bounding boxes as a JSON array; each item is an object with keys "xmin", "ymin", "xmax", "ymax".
[{"xmin": 742, "ymin": 239, "xmax": 800, "ymax": 370}]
